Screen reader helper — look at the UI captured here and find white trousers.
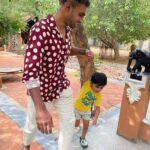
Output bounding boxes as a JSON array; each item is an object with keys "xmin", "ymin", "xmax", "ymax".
[{"xmin": 23, "ymin": 87, "xmax": 75, "ymax": 150}]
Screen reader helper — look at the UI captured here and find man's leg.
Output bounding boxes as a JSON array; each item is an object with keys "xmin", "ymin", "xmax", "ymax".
[
  {"xmin": 23, "ymin": 96, "xmax": 52, "ymax": 150},
  {"xmin": 23, "ymin": 96, "xmax": 37, "ymax": 150},
  {"xmin": 54, "ymin": 87, "xmax": 75, "ymax": 150}
]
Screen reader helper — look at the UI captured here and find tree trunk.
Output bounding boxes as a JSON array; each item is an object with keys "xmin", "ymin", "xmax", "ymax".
[
  {"xmin": 113, "ymin": 42, "xmax": 119, "ymax": 59},
  {"xmin": 100, "ymin": 36, "xmax": 120, "ymax": 60},
  {"xmin": 71, "ymin": 24, "xmax": 95, "ymax": 86},
  {"xmin": 138, "ymin": 40, "xmax": 143, "ymax": 48}
]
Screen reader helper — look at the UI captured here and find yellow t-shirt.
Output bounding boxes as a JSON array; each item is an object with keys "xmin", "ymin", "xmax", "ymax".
[{"xmin": 74, "ymin": 80, "xmax": 101, "ymax": 112}]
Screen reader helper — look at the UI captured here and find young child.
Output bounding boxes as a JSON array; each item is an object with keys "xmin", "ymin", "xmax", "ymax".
[{"xmin": 73, "ymin": 72, "xmax": 107, "ymax": 148}]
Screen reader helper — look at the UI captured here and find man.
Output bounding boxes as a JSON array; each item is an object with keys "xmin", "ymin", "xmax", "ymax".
[{"xmin": 22, "ymin": 0, "xmax": 92, "ymax": 150}]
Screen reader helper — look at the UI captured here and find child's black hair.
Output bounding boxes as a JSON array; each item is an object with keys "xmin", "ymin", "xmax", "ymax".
[{"xmin": 91, "ymin": 72, "xmax": 107, "ymax": 86}]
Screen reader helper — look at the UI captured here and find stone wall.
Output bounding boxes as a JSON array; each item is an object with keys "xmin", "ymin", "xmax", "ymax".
[{"xmin": 7, "ymin": 33, "xmax": 23, "ymax": 54}]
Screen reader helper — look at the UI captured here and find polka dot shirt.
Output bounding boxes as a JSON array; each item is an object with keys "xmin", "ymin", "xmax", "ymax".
[{"xmin": 22, "ymin": 14, "xmax": 71, "ymax": 102}]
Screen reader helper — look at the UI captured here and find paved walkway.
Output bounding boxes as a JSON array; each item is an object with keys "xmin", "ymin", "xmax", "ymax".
[{"xmin": 0, "ymin": 51, "xmax": 149, "ymax": 150}]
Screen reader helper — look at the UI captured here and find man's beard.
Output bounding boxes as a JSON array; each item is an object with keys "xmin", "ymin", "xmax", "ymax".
[
  {"xmin": 68, "ymin": 22, "xmax": 76, "ymax": 29},
  {"xmin": 69, "ymin": 22, "xmax": 81, "ymax": 29}
]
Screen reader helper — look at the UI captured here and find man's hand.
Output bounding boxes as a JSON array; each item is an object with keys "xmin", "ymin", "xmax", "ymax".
[
  {"xmin": 85, "ymin": 49, "xmax": 94, "ymax": 62},
  {"xmin": 36, "ymin": 109, "xmax": 53, "ymax": 134},
  {"xmin": 70, "ymin": 47, "xmax": 94, "ymax": 58}
]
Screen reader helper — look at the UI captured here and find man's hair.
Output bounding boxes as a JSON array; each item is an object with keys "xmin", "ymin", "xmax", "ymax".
[
  {"xmin": 59, "ymin": 0, "xmax": 90, "ymax": 7},
  {"xmin": 91, "ymin": 72, "xmax": 107, "ymax": 86}
]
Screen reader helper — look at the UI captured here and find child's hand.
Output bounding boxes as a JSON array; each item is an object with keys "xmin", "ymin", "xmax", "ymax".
[{"xmin": 92, "ymin": 118, "xmax": 97, "ymax": 125}]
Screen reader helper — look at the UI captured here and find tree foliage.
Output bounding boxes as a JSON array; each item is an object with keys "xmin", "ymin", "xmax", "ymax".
[
  {"xmin": 0, "ymin": 0, "xmax": 25, "ymax": 36},
  {"xmin": 85, "ymin": 0, "xmax": 150, "ymax": 58},
  {"xmin": 35, "ymin": 0, "xmax": 59, "ymax": 18},
  {"xmin": 0, "ymin": 0, "xmax": 58, "ymax": 37}
]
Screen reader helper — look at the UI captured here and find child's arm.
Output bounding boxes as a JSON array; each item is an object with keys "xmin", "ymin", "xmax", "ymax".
[{"xmin": 92, "ymin": 106, "xmax": 100, "ymax": 125}]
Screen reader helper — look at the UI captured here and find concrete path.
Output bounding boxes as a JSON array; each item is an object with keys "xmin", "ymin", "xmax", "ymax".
[
  {"xmin": 0, "ymin": 51, "xmax": 150, "ymax": 150},
  {"xmin": 1, "ymin": 91, "xmax": 150, "ymax": 150}
]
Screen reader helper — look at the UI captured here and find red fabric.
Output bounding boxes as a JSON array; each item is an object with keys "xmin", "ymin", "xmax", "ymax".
[{"xmin": 23, "ymin": 14, "xmax": 71, "ymax": 102}]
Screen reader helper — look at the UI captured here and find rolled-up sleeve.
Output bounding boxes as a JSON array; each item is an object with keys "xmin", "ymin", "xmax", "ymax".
[{"xmin": 22, "ymin": 24, "xmax": 45, "ymax": 89}]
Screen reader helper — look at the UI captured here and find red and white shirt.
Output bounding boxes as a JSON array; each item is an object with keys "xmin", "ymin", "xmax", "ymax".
[{"xmin": 22, "ymin": 14, "xmax": 71, "ymax": 102}]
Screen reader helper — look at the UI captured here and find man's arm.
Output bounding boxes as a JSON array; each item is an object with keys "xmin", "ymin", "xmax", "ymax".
[
  {"xmin": 70, "ymin": 47, "xmax": 93, "ymax": 56},
  {"xmin": 29, "ymin": 87, "xmax": 45, "ymax": 110},
  {"xmin": 29, "ymin": 88, "xmax": 53, "ymax": 134},
  {"xmin": 83, "ymin": 62, "xmax": 92, "ymax": 83},
  {"xmin": 23, "ymin": 23, "xmax": 53, "ymax": 134},
  {"xmin": 70, "ymin": 47, "xmax": 94, "ymax": 85}
]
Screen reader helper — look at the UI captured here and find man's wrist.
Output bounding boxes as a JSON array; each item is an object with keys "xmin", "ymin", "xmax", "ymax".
[{"xmin": 79, "ymin": 49, "xmax": 88, "ymax": 55}]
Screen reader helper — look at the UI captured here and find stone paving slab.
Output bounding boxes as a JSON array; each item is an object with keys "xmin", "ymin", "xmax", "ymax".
[
  {"xmin": 1, "ymin": 51, "xmax": 149, "ymax": 149},
  {"xmin": 0, "ymin": 92, "xmax": 42, "ymax": 150},
  {"xmin": 1, "ymin": 91, "xmax": 150, "ymax": 150},
  {"xmin": 0, "ymin": 51, "xmax": 124, "ymax": 149},
  {"xmin": 0, "ymin": 92, "xmax": 58, "ymax": 149},
  {"xmin": 74, "ymin": 113, "xmax": 150, "ymax": 150}
]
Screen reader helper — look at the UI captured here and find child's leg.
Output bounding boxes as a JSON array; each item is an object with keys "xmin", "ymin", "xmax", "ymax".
[
  {"xmin": 79, "ymin": 119, "xmax": 89, "ymax": 148},
  {"xmin": 75, "ymin": 119, "xmax": 80, "ymax": 127},
  {"xmin": 81, "ymin": 119, "xmax": 89, "ymax": 139},
  {"xmin": 91, "ymin": 105, "xmax": 96, "ymax": 118},
  {"xmin": 74, "ymin": 108, "xmax": 81, "ymax": 128}
]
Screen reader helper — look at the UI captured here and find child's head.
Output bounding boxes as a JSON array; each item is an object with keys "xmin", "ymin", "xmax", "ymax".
[{"xmin": 90, "ymin": 72, "xmax": 107, "ymax": 93}]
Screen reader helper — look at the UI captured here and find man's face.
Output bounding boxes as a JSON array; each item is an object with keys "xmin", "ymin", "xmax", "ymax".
[{"xmin": 67, "ymin": 4, "xmax": 87, "ymax": 28}]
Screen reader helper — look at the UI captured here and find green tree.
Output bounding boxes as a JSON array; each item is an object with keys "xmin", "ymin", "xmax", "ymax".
[
  {"xmin": 0, "ymin": 0, "xmax": 58, "ymax": 37},
  {"xmin": 0, "ymin": 0, "xmax": 93, "ymax": 84},
  {"xmin": 34, "ymin": 0, "xmax": 58, "ymax": 18},
  {"xmin": 85, "ymin": 0, "xmax": 150, "ymax": 59},
  {"xmin": 0, "ymin": 0, "xmax": 25, "ymax": 37}
]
